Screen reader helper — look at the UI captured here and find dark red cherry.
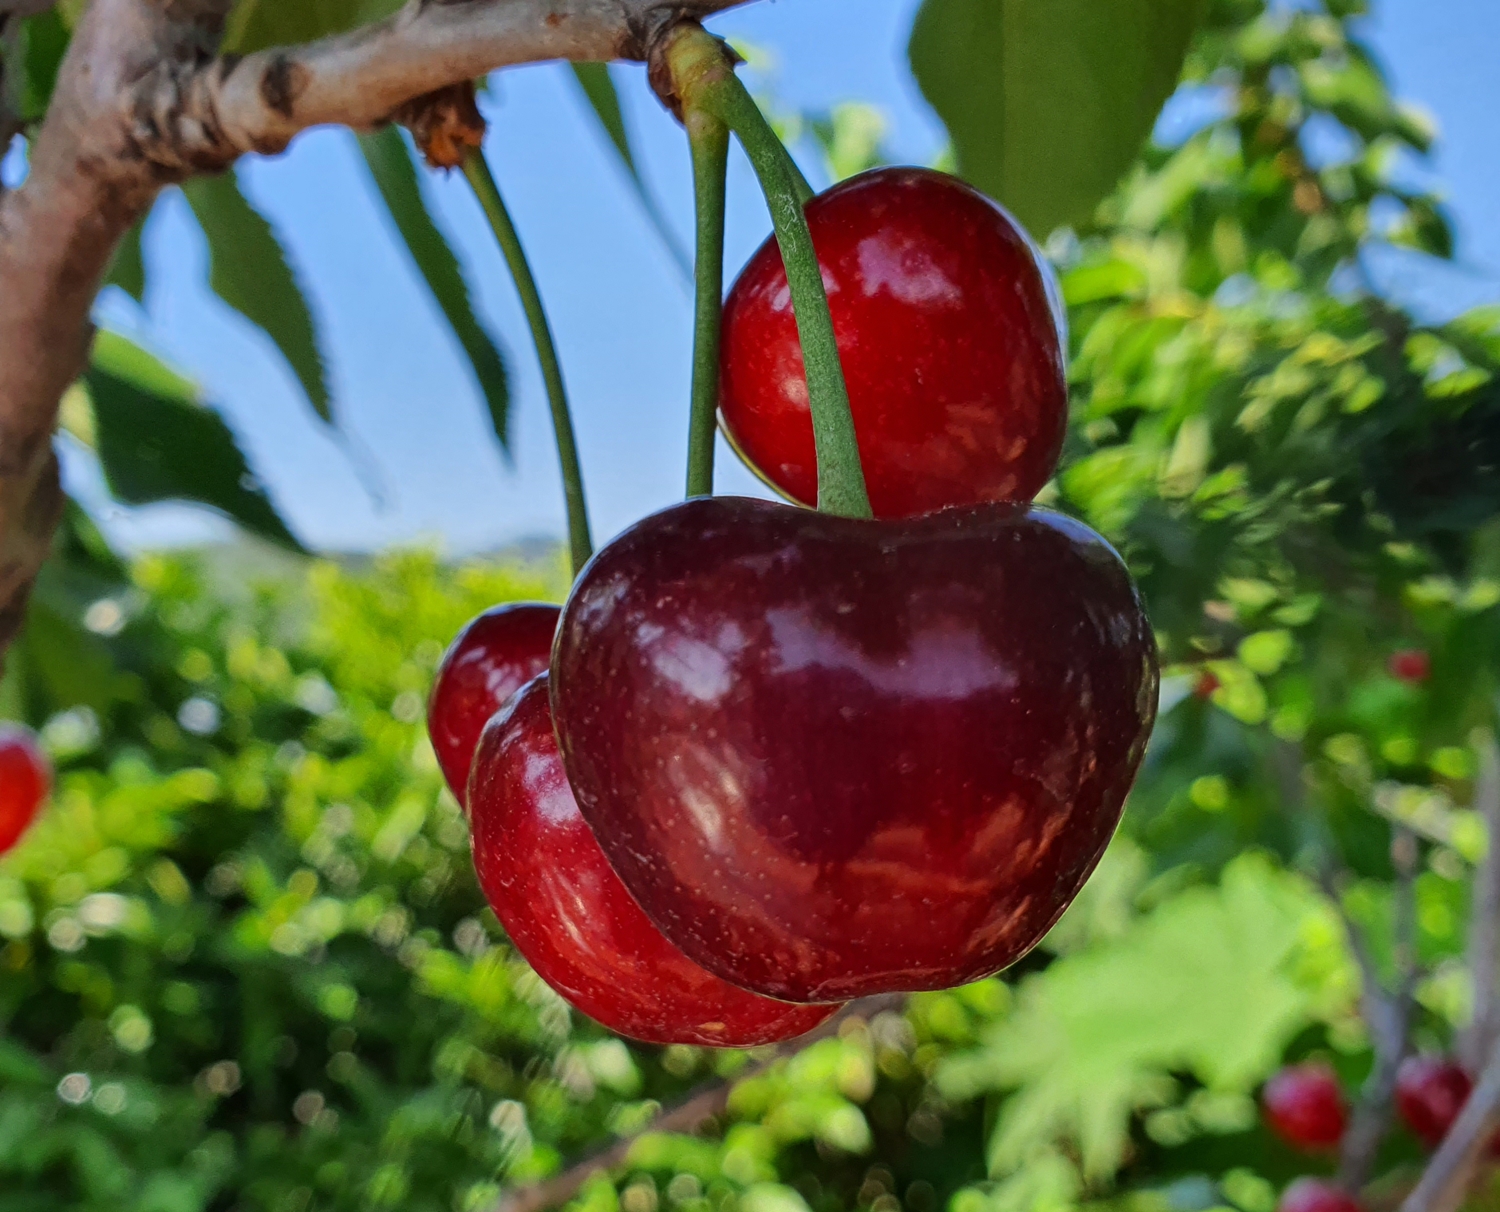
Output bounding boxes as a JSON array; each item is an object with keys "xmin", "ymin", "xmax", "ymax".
[
  {"xmin": 1262, "ymin": 1062, "xmax": 1348, "ymax": 1151},
  {"xmin": 428, "ymin": 603, "xmax": 559, "ymax": 806},
  {"xmin": 0, "ymin": 725, "xmax": 49, "ymax": 855},
  {"xmin": 469, "ymin": 676, "xmax": 839, "ymax": 1047},
  {"xmin": 550, "ymin": 496, "xmax": 1158, "ymax": 1003},
  {"xmin": 719, "ymin": 167, "xmax": 1068, "ymax": 519},
  {"xmin": 1388, "ymin": 649, "xmax": 1431, "ymax": 684},
  {"xmin": 1277, "ymin": 1179, "xmax": 1362, "ymax": 1212},
  {"xmin": 1397, "ymin": 1055, "xmax": 1474, "ymax": 1148}
]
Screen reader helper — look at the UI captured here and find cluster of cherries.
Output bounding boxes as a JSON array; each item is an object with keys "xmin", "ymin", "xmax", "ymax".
[
  {"xmin": 428, "ymin": 166, "xmax": 1159, "ymax": 1046},
  {"xmin": 1264, "ymin": 1056, "xmax": 1491, "ymax": 1212},
  {"xmin": 0, "ymin": 726, "xmax": 48, "ymax": 858}
]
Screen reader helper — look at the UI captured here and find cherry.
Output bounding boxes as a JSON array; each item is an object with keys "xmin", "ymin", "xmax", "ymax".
[
  {"xmin": 1388, "ymin": 649, "xmax": 1431, "ymax": 684},
  {"xmin": 550, "ymin": 496, "xmax": 1158, "ymax": 1003},
  {"xmin": 1262, "ymin": 1062, "xmax": 1348, "ymax": 1151},
  {"xmin": 1194, "ymin": 670, "xmax": 1221, "ymax": 700},
  {"xmin": 428, "ymin": 603, "xmax": 559, "ymax": 806},
  {"xmin": 719, "ymin": 167, "xmax": 1068, "ymax": 519},
  {"xmin": 1277, "ymin": 1179, "xmax": 1363, "ymax": 1212},
  {"xmin": 0, "ymin": 725, "xmax": 49, "ymax": 855},
  {"xmin": 1396, "ymin": 1055, "xmax": 1476, "ymax": 1148},
  {"xmin": 469, "ymin": 675, "xmax": 839, "ymax": 1046}
]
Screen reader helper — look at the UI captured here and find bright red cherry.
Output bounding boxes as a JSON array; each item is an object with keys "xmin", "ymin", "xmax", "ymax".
[
  {"xmin": 428, "ymin": 603, "xmax": 559, "ymax": 806},
  {"xmin": 720, "ymin": 167, "xmax": 1068, "ymax": 519},
  {"xmin": 469, "ymin": 675, "xmax": 839, "ymax": 1046},
  {"xmin": 1262, "ymin": 1062, "xmax": 1348, "ymax": 1151},
  {"xmin": 0, "ymin": 725, "xmax": 49, "ymax": 855},
  {"xmin": 551, "ymin": 496, "xmax": 1158, "ymax": 1003},
  {"xmin": 1396, "ymin": 1055, "xmax": 1473, "ymax": 1148},
  {"xmin": 1277, "ymin": 1179, "xmax": 1363, "ymax": 1212},
  {"xmin": 1388, "ymin": 649, "xmax": 1431, "ymax": 683}
]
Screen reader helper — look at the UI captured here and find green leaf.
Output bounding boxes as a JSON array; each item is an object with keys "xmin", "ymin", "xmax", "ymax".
[
  {"xmin": 569, "ymin": 63, "xmax": 691, "ymax": 280},
  {"xmin": 10, "ymin": 9, "xmax": 70, "ymax": 121},
  {"xmin": 356, "ymin": 128, "xmax": 512, "ymax": 452},
  {"xmin": 936, "ymin": 854, "xmax": 1346, "ymax": 1182},
  {"xmin": 104, "ymin": 216, "xmax": 147, "ymax": 303},
  {"xmin": 909, "ymin": 0, "xmax": 1204, "ymax": 237},
  {"xmin": 223, "ymin": 0, "xmax": 403, "ymax": 54},
  {"xmin": 85, "ymin": 332, "xmax": 303, "ymax": 550},
  {"xmin": 181, "ymin": 171, "xmax": 332, "ymax": 424}
]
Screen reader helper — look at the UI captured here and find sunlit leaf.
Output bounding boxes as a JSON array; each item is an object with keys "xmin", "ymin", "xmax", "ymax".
[{"xmin": 223, "ymin": 0, "xmax": 403, "ymax": 54}]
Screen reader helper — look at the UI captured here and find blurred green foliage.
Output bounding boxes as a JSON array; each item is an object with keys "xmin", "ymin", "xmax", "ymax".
[{"xmin": 3, "ymin": 0, "xmax": 1500, "ymax": 1210}]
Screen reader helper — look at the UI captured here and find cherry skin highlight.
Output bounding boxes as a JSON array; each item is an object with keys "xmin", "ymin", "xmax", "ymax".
[
  {"xmin": 0, "ymin": 725, "xmax": 49, "ymax": 855},
  {"xmin": 428, "ymin": 603, "xmax": 559, "ymax": 806},
  {"xmin": 719, "ymin": 167, "xmax": 1068, "ymax": 519},
  {"xmin": 1277, "ymin": 1179, "xmax": 1363, "ymax": 1212},
  {"xmin": 1262, "ymin": 1062, "xmax": 1348, "ymax": 1151},
  {"xmin": 550, "ymin": 496, "xmax": 1159, "ymax": 1003},
  {"xmin": 468, "ymin": 676, "xmax": 839, "ymax": 1047}
]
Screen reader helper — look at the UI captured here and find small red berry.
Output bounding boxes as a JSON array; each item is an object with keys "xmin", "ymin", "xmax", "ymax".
[
  {"xmin": 427, "ymin": 604, "xmax": 559, "ymax": 808},
  {"xmin": 1194, "ymin": 670, "xmax": 1220, "ymax": 700},
  {"xmin": 1397, "ymin": 1055, "xmax": 1472, "ymax": 1148},
  {"xmin": 1263, "ymin": 1062, "xmax": 1348, "ymax": 1151},
  {"xmin": 1388, "ymin": 649, "xmax": 1431, "ymax": 683},
  {"xmin": 0, "ymin": 725, "xmax": 49, "ymax": 855},
  {"xmin": 1277, "ymin": 1179, "xmax": 1363, "ymax": 1212}
]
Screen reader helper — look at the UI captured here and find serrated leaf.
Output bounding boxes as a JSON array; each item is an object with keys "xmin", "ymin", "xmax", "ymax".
[
  {"xmin": 356, "ymin": 127, "xmax": 511, "ymax": 451},
  {"xmin": 85, "ymin": 332, "xmax": 303, "ymax": 551},
  {"xmin": 569, "ymin": 62, "xmax": 691, "ymax": 281},
  {"xmin": 936, "ymin": 854, "xmax": 1345, "ymax": 1181},
  {"xmin": 223, "ymin": 0, "xmax": 403, "ymax": 54},
  {"xmin": 909, "ymin": 0, "xmax": 1204, "ymax": 237},
  {"xmin": 181, "ymin": 171, "xmax": 332, "ymax": 424},
  {"xmin": 104, "ymin": 216, "xmax": 146, "ymax": 303}
]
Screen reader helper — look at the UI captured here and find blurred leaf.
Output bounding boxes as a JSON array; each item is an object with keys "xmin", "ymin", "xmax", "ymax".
[
  {"xmin": 105, "ymin": 216, "xmax": 147, "ymax": 303},
  {"xmin": 84, "ymin": 332, "xmax": 302, "ymax": 550},
  {"xmin": 936, "ymin": 855, "xmax": 1343, "ymax": 1181},
  {"xmin": 223, "ymin": 0, "xmax": 403, "ymax": 53},
  {"xmin": 9, "ymin": 9, "xmax": 69, "ymax": 121},
  {"xmin": 181, "ymin": 171, "xmax": 332, "ymax": 425},
  {"xmin": 569, "ymin": 62, "xmax": 691, "ymax": 281},
  {"xmin": 356, "ymin": 127, "xmax": 511, "ymax": 451},
  {"xmin": 909, "ymin": 0, "xmax": 1204, "ymax": 236}
]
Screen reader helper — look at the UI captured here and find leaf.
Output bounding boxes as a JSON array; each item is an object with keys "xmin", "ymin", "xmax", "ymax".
[
  {"xmin": 181, "ymin": 171, "xmax": 332, "ymax": 424},
  {"xmin": 569, "ymin": 62, "xmax": 691, "ymax": 281},
  {"xmin": 223, "ymin": 0, "xmax": 404, "ymax": 54},
  {"xmin": 936, "ymin": 854, "xmax": 1348, "ymax": 1182},
  {"xmin": 84, "ymin": 332, "xmax": 303, "ymax": 551},
  {"xmin": 10, "ymin": 9, "xmax": 70, "ymax": 121},
  {"xmin": 104, "ymin": 216, "xmax": 146, "ymax": 303},
  {"xmin": 356, "ymin": 127, "xmax": 512, "ymax": 451},
  {"xmin": 909, "ymin": 0, "xmax": 1204, "ymax": 238}
]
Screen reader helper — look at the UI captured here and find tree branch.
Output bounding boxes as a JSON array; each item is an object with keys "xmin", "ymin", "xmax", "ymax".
[
  {"xmin": 1398, "ymin": 1036, "xmax": 1500, "ymax": 1212},
  {"xmin": 1461, "ymin": 730, "xmax": 1500, "ymax": 1072},
  {"xmin": 0, "ymin": 0, "xmax": 748, "ymax": 666},
  {"xmin": 496, "ymin": 995, "xmax": 907, "ymax": 1212}
]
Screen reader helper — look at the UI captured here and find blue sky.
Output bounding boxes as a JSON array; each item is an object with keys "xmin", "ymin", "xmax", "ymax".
[{"xmin": 57, "ymin": 0, "xmax": 1500, "ymax": 556}]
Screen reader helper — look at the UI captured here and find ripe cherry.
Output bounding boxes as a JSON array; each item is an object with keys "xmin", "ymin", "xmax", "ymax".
[
  {"xmin": 428, "ymin": 603, "xmax": 559, "ymax": 806},
  {"xmin": 0, "ymin": 725, "xmax": 49, "ymax": 855},
  {"xmin": 1396, "ymin": 1055, "xmax": 1473, "ymax": 1148},
  {"xmin": 469, "ymin": 675, "xmax": 839, "ymax": 1046},
  {"xmin": 1277, "ymin": 1179, "xmax": 1363, "ymax": 1212},
  {"xmin": 1262, "ymin": 1062, "xmax": 1348, "ymax": 1151},
  {"xmin": 719, "ymin": 167, "xmax": 1068, "ymax": 519},
  {"xmin": 1388, "ymin": 649, "xmax": 1431, "ymax": 684},
  {"xmin": 551, "ymin": 496, "xmax": 1158, "ymax": 1003}
]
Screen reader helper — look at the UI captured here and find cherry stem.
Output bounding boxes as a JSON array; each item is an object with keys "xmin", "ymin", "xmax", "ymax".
[
  {"xmin": 665, "ymin": 25, "xmax": 871, "ymax": 519},
  {"xmin": 686, "ymin": 110, "xmax": 729, "ymax": 500},
  {"xmin": 462, "ymin": 148, "xmax": 594, "ymax": 576}
]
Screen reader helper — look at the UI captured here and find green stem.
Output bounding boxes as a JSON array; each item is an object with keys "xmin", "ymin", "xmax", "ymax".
[
  {"xmin": 666, "ymin": 28, "xmax": 869, "ymax": 518},
  {"xmin": 686, "ymin": 111, "xmax": 729, "ymax": 499},
  {"xmin": 705, "ymin": 82, "xmax": 869, "ymax": 517},
  {"xmin": 462, "ymin": 148, "xmax": 594, "ymax": 575},
  {"xmin": 779, "ymin": 141, "xmax": 815, "ymax": 206}
]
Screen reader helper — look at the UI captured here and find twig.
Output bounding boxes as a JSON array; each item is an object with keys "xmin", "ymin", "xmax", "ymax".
[
  {"xmin": 1398, "ymin": 1037, "xmax": 1500, "ymax": 1212},
  {"xmin": 1461, "ymin": 730, "xmax": 1500, "ymax": 1072},
  {"xmin": 494, "ymin": 994, "xmax": 907, "ymax": 1212}
]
